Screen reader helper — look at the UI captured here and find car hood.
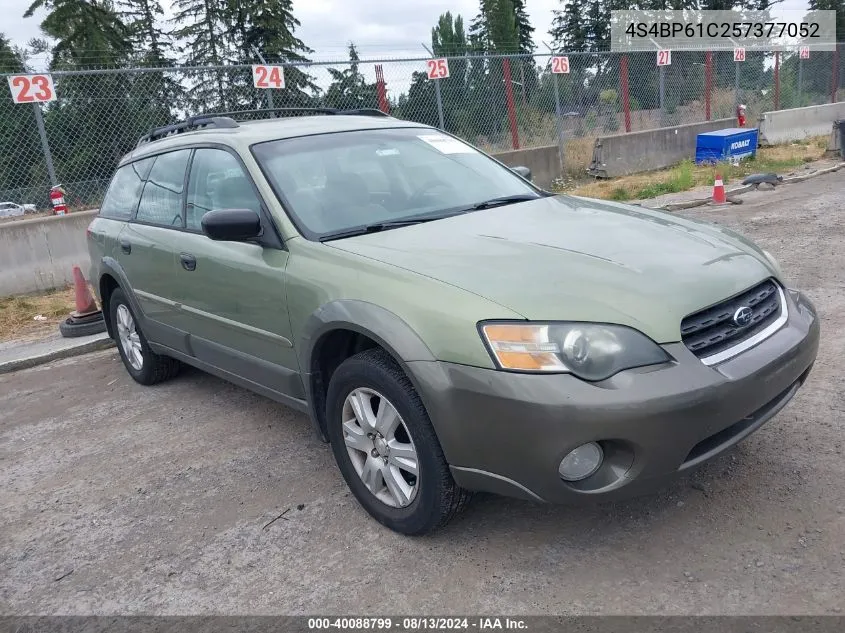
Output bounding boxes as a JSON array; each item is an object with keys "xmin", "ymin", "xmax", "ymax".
[{"xmin": 327, "ymin": 195, "xmax": 777, "ymax": 343}]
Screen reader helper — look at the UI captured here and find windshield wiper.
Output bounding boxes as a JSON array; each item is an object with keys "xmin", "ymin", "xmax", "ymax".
[
  {"xmin": 462, "ymin": 193, "xmax": 543, "ymax": 211},
  {"xmin": 318, "ymin": 194, "xmax": 544, "ymax": 242},
  {"xmin": 319, "ymin": 215, "xmax": 450, "ymax": 242}
]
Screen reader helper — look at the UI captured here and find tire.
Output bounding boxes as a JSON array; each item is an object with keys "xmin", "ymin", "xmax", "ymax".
[
  {"xmin": 109, "ymin": 288, "xmax": 180, "ymax": 386},
  {"xmin": 58, "ymin": 314, "xmax": 107, "ymax": 338},
  {"xmin": 326, "ymin": 348, "xmax": 471, "ymax": 535}
]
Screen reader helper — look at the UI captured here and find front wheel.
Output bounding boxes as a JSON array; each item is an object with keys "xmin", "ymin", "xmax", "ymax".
[{"xmin": 326, "ymin": 348, "xmax": 471, "ymax": 535}]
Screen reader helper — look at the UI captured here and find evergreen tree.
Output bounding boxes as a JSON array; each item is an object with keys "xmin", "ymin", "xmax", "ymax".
[
  {"xmin": 224, "ymin": 0, "xmax": 317, "ymax": 108},
  {"xmin": 432, "ymin": 11, "xmax": 468, "ymax": 56},
  {"xmin": 469, "ymin": 0, "xmax": 519, "ymax": 53},
  {"xmin": 512, "ymin": 0, "xmax": 535, "ymax": 53},
  {"xmin": 431, "ymin": 12, "xmax": 470, "ymax": 129},
  {"xmin": 324, "ymin": 43, "xmax": 378, "ymax": 110},
  {"xmin": 117, "ymin": 0, "xmax": 172, "ymax": 65},
  {"xmin": 511, "ymin": 0, "xmax": 536, "ymax": 102},
  {"xmin": 23, "ymin": 0, "xmax": 131, "ymax": 67},
  {"xmin": 172, "ymin": 0, "xmax": 229, "ymax": 109},
  {"xmin": 117, "ymin": 0, "xmax": 181, "ymax": 130}
]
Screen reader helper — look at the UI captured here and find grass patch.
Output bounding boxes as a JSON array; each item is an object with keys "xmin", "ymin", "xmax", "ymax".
[
  {"xmin": 0, "ymin": 286, "xmax": 76, "ymax": 342},
  {"xmin": 563, "ymin": 135, "xmax": 831, "ymax": 201}
]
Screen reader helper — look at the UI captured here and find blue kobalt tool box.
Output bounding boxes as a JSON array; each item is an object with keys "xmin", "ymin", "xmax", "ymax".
[{"xmin": 695, "ymin": 128, "xmax": 758, "ymax": 164}]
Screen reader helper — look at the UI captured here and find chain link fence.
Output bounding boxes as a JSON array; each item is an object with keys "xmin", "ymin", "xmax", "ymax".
[{"xmin": 2, "ymin": 48, "xmax": 843, "ymax": 210}]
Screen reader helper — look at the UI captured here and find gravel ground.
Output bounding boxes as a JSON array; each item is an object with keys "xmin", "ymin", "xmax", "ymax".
[{"xmin": 1, "ymin": 172, "xmax": 844, "ymax": 616}]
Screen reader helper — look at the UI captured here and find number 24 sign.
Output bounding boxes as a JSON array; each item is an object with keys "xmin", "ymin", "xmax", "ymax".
[
  {"xmin": 426, "ymin": 58, "xmax": 450, "ymax": 79},
  {"xmin": 252, "ymin": 65, "xmax": 285, "ymax": 89},
  {"xmin": 7, "ymin": 74, "xmax": 56, "ymax": 103}
]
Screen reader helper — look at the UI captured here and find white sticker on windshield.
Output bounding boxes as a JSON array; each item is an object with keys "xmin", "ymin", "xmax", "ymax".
[
  {"xmin": 376, "ymin": 148, "xmax": 399, "ymax": 156},
  {"xmin": 417, "ymin": 134, "xmax": 476, "ymax": 154}
]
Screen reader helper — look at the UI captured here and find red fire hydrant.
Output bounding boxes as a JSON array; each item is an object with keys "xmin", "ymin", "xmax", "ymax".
[
  {"xmin": 736, "ymin": 104, "xmax": 747, "ymax": 128},
  {"xmin": 50, "ymin": 184, "xmax": 68, "ymax": 216}
]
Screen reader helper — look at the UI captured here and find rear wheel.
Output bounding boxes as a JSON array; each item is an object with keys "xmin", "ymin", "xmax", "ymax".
[
  {"xmin": 326, "ymin": 348, "xmax": 471, "ymax": 535},
  {"xmin": 109, "ymin": 288, "xmax": 180, "ymax": 385}
]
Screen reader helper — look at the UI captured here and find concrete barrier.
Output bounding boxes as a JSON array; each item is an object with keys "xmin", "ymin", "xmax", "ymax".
[
  {"xmin": 493, "ymin": 145, "xmax": 561, "ymax": 188},
  {"xmin": 588, "ymin": 118, "xmax": 735, "ymax": 178},
  {"xmin": 0, "ymin": 210, "xmax": 96, "ymax": 297},
  {"xmin": 758, "ymin": 102, "xmax": 845, "ymax": 145}
]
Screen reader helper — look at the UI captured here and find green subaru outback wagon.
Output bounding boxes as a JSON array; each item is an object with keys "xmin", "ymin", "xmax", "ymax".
[{"xmin": 88, "ymin": 108, "xmax": 819, "ymax": 535}]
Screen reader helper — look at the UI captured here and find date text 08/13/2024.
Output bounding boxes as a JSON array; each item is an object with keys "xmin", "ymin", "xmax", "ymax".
[{"xmin": 307, "ymin": 617, "xmax": 529, "ymax": 630}]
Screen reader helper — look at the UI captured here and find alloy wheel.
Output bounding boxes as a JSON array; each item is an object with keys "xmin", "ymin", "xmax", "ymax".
[
  {"xmin": 116, "ymin": 304, "xmax": 143, "ymax": 371},
  {"xmin": 341, "ymin": 387, "xmax": 420, "ymax": 508}
]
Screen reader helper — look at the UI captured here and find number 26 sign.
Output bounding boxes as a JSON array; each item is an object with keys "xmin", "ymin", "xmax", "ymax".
[
  {"xmin": 7, "ymin": 74, "xmax": 56, "ymax": 103},
  {"xmin": 252, "ymin": 65, "xmax": 285, "ymax": 89},
  {"xmin": 551, "ymin": 56, "xmax": 570, "ymax": 74}
]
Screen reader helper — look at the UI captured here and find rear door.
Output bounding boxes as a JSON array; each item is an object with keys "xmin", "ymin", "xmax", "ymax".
[
  {"xmin": 88, "ymin": 158, "xmax": 152, "ymax": 283},
  {"xmin": 172, "ymin": 147, "xmax": 302, "ymax": 399},
  {"xmin": 117, "ymin": 149, "xmax": 192, "ymax": 353}
]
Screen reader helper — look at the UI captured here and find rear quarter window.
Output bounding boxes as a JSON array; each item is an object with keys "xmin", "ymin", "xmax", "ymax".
[{"xmin": 99, "ymin": 158, "xmax": 153, "ymax": 220}]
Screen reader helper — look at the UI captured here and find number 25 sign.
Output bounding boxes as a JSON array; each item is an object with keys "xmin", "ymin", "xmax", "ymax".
[
  {"xmin": 7, "ymin": 74, "xmax": 56, "ymax": 103},
  {"xmin": 252, "ymin": 65, "xmax": 285, "ymax": 89},
  {"xmin": 426, "ymin": 58, "xmax": 450, "ymax": 80}
]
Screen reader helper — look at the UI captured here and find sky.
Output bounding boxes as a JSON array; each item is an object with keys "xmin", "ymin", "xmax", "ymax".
[{"xmin": 3, "ymin": 0, "xmax": 812, "ymax": 69}]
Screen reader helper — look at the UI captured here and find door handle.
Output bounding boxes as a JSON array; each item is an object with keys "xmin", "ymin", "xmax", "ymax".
[
  {"xmin": 119, "ymin": 239, "xmax": 131, "ymax": 254},
  {"xmin": 180, "ymin": 252, "xmax": 197, "ymax": 271}
]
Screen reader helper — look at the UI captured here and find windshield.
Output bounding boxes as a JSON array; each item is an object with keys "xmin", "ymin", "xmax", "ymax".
[{"xmin": 251, "ymin": 127, "xmax": 541, "ymax": 240}]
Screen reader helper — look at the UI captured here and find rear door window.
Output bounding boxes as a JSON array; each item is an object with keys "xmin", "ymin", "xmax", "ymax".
[
  {"xmin": 99, "ymin": 158, "xmax": 153, "ymax": 220},
  {"xmin": 135, "ymin": 150, "xmax": 191, "ymax": 227}
]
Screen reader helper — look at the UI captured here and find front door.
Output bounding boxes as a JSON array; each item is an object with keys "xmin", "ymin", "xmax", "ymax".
[{"xmin": 173, "ymin": 147, "xmax": 302, "ymax": 399}]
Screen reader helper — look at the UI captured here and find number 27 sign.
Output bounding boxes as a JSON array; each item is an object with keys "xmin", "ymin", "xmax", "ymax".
[{"xmin": 7, "ymin": 74, "xmax": 56, "ymax": 103}]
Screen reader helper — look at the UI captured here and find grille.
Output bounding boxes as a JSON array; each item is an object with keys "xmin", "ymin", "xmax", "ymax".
[{"xmin": 681, "ymin": 279, "xmax": 782, "ymax": 360}]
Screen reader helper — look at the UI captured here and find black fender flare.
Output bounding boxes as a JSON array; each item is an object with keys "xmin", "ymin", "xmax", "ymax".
[
  {"xmin": 97, "ymin": 256, "xmax": 147, "ymax": 337},
  {"xmin": 299, "ymin": 300, "xmax": 437, "ymax": 441}
]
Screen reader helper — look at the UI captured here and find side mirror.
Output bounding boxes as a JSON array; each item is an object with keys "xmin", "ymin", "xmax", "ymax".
[
  {"xmin": 201, "ymin": 208, "xmax": 262, "ymax": 242},
  {"xmin": 511, "ymin": 165, "xmax": 532, "ymax": 181}
]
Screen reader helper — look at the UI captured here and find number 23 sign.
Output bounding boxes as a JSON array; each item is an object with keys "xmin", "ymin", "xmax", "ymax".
[{"xmin": 7, "ymin": 74, "xmax": 56, "ymax": 103}]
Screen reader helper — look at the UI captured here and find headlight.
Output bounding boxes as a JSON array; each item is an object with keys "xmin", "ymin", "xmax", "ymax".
[{"xmin": 480, "ymin": 322, "xmax": 670, "ymax": 381}]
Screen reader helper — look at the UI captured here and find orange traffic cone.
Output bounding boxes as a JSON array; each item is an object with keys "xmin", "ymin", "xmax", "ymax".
[
  {"xmin": 71, "ymin": 265, "xmax": 99, "ymax": 317},
  {"xmin": 712, "ymin": 173, "xmax": 727, "ymax": 204},
  {"xmin": 59, "ymin": 266, "xmax": 107, "ymax": 338}
]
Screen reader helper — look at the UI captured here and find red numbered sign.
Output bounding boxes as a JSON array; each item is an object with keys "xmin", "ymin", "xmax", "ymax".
[
  {"xmin": 252, "ymin": 65, "xmax": 285, "ymax": 89},
  {"xmin": 551, "ymin": 56, "xmax": 570, "ymax": 74},
  {"xmin": 426, "ymin": 58, "xmax": 450, "ymax": 80},
  {"xmin": 657, "ymin": 50, "xmax": 672, "ymax": 66},
  {"xmin": 7, "ymin": 74, "xmax": 56, "ymax": 104},
  {"xmin": 733, "ymin": 48, "xmax": 746, "ymax": 62},
  {"xmin": 799, "ymin": 46, "xmax": 810, "ymax": 60}
]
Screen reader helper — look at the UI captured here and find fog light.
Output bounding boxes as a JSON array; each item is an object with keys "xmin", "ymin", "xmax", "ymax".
[{"xmin": 559, "ymin": 442, "xmax": 604, "ymax": 481}]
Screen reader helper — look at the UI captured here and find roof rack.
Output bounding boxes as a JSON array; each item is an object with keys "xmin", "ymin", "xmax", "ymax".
[
  {"xmin": 136, "ymin": 107, "xmax": 390, "ymax": 146},
  {"xmin": 137, "ymin": 115, "xmax": 238, "ymax": 146},
  {"xmin": 201, "ymin": 107, "xmax": 391, "ymax": 120}
]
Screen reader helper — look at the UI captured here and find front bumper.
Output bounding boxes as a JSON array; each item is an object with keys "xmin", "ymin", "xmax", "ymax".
[{"xmin": 409, "ymin": 290, "xmax": 819, "ymax": 503}]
